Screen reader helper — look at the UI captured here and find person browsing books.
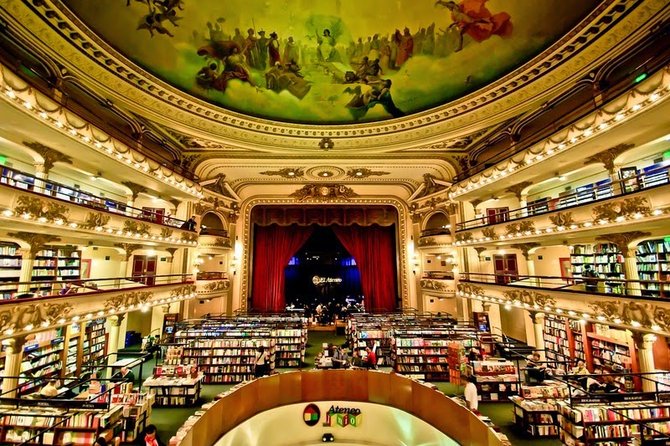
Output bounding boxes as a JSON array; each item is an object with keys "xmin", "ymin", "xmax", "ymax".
[
  {"xmin": 254, "ymin": 346, "xmax": 270, "ymax": 377},
  {"xmin": 112, "ymin": 366, "xmax": 135, "ymax": 384},
  {"xmin": 464, "ymin": 375, "xmax": 479, "ymax": 411},
  {"xmin": 136, "ymin": 424, "xmax": 165, "ymax": 446}
]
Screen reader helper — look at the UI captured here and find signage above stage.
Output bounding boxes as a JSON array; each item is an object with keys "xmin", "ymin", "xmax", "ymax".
[{"xmin": 312, "ymin": 276, "xmax": 343, "ymax": 285}]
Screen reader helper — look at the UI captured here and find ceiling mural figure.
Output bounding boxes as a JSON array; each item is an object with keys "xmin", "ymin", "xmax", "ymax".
[{"xmin": 64, "ymin": 0, "xmax": 599, "ymax": 124}]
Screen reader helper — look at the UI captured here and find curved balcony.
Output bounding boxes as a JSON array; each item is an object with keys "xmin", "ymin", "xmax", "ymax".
[
  {"xmin": 196, "ymin": 273, "xmax": 231, "ymax": 297},
  {"xmin": 458, "ymin": 272, "xmax": 670, "ymax": 335},
  {"xmin": 453, "ymin": 176, "xmax": 670, "ymax": 247},
  {"xmin": 0, "ymin": 274, "xmax": 195, "ymax": 341},
  {"xmin": 419, "ymin": 273, "xmax": 456, "ymax": 298},
  {"xmin": 0, "ymin": 169, "xmax": 198, "ymax": 246},
  {"xmin": 172, "ymin": 370, "xmax": 506, "ymax": 446}
]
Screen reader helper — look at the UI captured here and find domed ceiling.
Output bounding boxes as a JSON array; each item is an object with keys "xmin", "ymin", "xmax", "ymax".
[{"xmin": 63, "ymin": 0, "xmax": 599, "ymax": 125}]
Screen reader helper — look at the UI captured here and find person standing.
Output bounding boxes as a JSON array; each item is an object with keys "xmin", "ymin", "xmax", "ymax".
[
  {"xmin": 464, "ymin": 375, "xmax": 479, "ymax": 411},
  {"xmin": 365, "ymin": 347, "xmax": 377, "ymax": 369},
  {"xmin": 254, "ymin": 346, "xmax": 270, "ymax": 377},
  {"xmin": 582, "ymin": 264, "xmax": 599, "ymax": 292}
]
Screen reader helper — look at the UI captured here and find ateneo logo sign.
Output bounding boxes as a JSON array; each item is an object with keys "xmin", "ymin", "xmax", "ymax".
[
  {"xmin": 323, "ymin": 405, "xmax": 362, "ymax": 428},
  {"xmin": 303, "ymin": 403, "xmax": 321, "ymax": 427}
]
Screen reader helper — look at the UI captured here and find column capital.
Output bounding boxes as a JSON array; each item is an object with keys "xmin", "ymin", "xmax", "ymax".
[
  {"xmin": 528, "ymin": 311, "xmax": 545, "ymax": 324},
  {"xmin": 3, "ymin": 335, "xmax": 28, "ymax": 352},
  {"xmin": 596, "ymin": 231, "xmax": 650, "ymax": 258},
  {"xmin": 108, "ymin": 314, "xmax": 125, "ymax": 327},
  {"xmin": 632, "ymin": 332, "xmax": 657, "ymax": 350}
]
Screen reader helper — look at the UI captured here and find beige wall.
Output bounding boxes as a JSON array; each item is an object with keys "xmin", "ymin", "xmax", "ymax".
[
  {"xmin": 81, "ymin": 246, "xmax": 124, "ymax": 279},
  {"xmin": 423, "ymin": 295, "xmax": 458, "ymax": 315},
  {"xmin": 501, "ymin": 307, "xmax": 528, "ymax": 342},
  {"xmin": 532, "ymin": 245, "xmax": 571, "ymax": 277}
]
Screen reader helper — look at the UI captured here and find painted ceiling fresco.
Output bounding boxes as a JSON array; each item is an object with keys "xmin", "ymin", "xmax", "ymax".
[{"xmin": 63, "ymin": 0, "xmax": 600, "ymax": 124}]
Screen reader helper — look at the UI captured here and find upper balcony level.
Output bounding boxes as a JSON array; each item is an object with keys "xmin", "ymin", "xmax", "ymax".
[
  {"xmin": 0, "ymin": 165, "xmax": 199, "ymax": 247},
  {"xmin": 452, "ymin": 174, "xmax": 670, "ymax": 248}
]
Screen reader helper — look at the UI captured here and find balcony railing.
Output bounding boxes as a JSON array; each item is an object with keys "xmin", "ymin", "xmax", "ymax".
[
  {"xmin": 0, "ymin": 273, "xmax": 193, "ymax": 302},
  {"xmin": 456, "ymin": 164, "xmax": 670, "ymax": 231},
  {"xmin": 0, "ymin": 165, "xmax": 192, "ymax": 230},
  {"xmin": 460, "ymin": 272, "xmax": 670, "ymax": 299},
  {"xmin": 199, "ymin": 227, "xmax": 228, "ymax": 237}
]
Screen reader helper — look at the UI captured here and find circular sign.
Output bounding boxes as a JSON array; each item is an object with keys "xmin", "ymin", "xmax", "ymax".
[{"xmin": 303, "ymin": 403, "xmax": 321, "ymax": 427}]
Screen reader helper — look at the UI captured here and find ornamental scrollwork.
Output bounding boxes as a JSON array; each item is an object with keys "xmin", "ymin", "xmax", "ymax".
[
  {"xmin": 289, "ymin": 184, "xmax": 358, "ymax": 201},
  {"xmin": 104, "ymin": 291, "xmax": 153, "ymax": 313},
  {"xmin": 170, "ymin": 285, "xmax": 197, "ymax": 299},
  {"xmin": 123, "ymin": 220, "xmax": 151, "ymax": 235},
  {"xmin": 482, "ymin": 227, "xmax": 497, "ymax": 239},
  {"xmin": 420, "ymin": 279, "xmax": 451, "ymax": 292},
  {"xmin": 502, "ymin": 289, "xmax": 555, "ymax": 307},
  {"xmin": 418, "ymin": 237, "xmax": 436, "ymax": 247},
  {"xmin": 549, "ymin": 212, "xmax": 574, "ymax": 227},
  {"xmin": 455, "ymin": 232, "xmax": 472, "ymax": 243},
  {"xmin": 590, "ymin": 300, "xmax": 657, "ymax": 329},
  {"xmin": 15, "ymin": 196, "xmax": 69, "ymax": 223},
  {"xmin": 214, "ymin": 237, "xmax": 231, "ymax": 248},
  {"xmin": 457, "ymin": 283, "xmax": 484, "ymax": 297},
  {"xmin": 505, "ymin": 220, "xmax": 535, "ymax": 236},
  {"xmin": 161, "ymin": 228, "xmax": 174, "ymax": 238},
  {"xmin": 592, "ymin": 197, "xmax": 651, "ymax": 221},
  {"xmin": 0, "ymin": 303, "xmax": 73, "ymax": 334},
  {"xmin": 181, "ymin": 232, "xmax": 198, "ymax": 242},
  {"xmin": 202, "ymin": 280, "xmax": 231, "ymax": 293},
  {"xmin": 81, "ymin": 212, "xmax": 110, "ymax": 229}
]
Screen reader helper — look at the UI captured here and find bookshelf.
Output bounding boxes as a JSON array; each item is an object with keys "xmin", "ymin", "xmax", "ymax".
[
  {"xmin": 557, "ymin": 400, "xmax": 670, "ymax": 445},
  {"xmin": 175, "ymin": 328, "xmax": 276, "ymax": 384},
  {"xmin": 32, "ymin": 246, "xmax": 81, "ymax": 283},
  {"xmin": 110, "ymin": 392, "xmax": 154, "ymax": 443},
  {"xmin": 82, "ymin": 319, "xmax": 107, "ymax": 378},
  {"xmin": 0, "ymin": 242, "xmax": 22, "ymax": 299},
  {"xmin": 510, "ymin": 382, "xmax": 569, "ymax": 438},
  {"xmin": 543, "ymin": 315, "xmax": 571, "ymax": 370},
  {"xmin": 568, "ymin": 320, "xmax": 586, "ymax": 364},
  {"xmin": 347, "ymin": 315, "xmax": 396, "ymax": 366},
  {"xmin": 571, "ymin": 244, "xmax": 625, "ymax": 293},
  {"xmin": 143, "ymin": 365, "xmax": 203, "ymax": 406},
  {"xmin": 636, "ymin": 239, "xmax": 670, "ymax": 297},
  {"xmin": 18, "ymin": 330, "xmax": 64, "ymax": 396},
  {"xmin": 467, "ymin": 360, "xmax": 520, "ymax": 402},
  {"xmin": 274, "ymin": 328, "xmax": 306, "ymax": 367},
  {"xmin": 393, "ymin": 326, "xmax": 480, "ymax": 382}
]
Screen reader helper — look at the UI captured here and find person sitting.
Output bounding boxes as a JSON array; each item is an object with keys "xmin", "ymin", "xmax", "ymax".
[
  {"xmin": 112, "ymin": 366, "xmax": 135, "ymax": 384},
  {"xmin": 351, "ymin": 349, "xmax": 364, "ymax": 368},
  {"xmin": 136, "ymin": 424, "xmax": 165, "ymax": 446},
  {"xmin": 526, "ymin": 352, "xmax": 548, "ymax": 384},
  {"xmin": 332, "ymin": 346, "xmax": 347, "ymax": 369},
  {"xmin": 571, "ymin": 360, "xmax": 589, "ymax": 376},
  {"xmin": 59, "ymin": 283, "xmax": 75, "ymax": 295},
  {"xmin": 88, "ymin": 373, "xmax": 102, "ymax": 395},
  {"xmin": 364, "ymin": 346, "xmax": 377, "ymax": 369}
]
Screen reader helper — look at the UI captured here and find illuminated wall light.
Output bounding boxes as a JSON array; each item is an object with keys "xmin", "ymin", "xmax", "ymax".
[
  {"xmin": 652, "ymin": 325, "xmax": 661, "ymax": 331},
  {"xmin": 557, "ymin": 144, "xmax": 566, "ymax": 150},
  {"xmin": 615, "ymin": 114, "xmax": 625, "ymax": 121},
  {"xmin": 37, "ymin": 217, "xmax": 47, "ymax": 223},
  {"xmin": 504, "ymin": 303, "xmax": 512, "ymax": 311},
  {"xmin": 82, "ymin": 136, "xmax": 90, "ymax": 142},
  {"xmin": 55, "ymin": 121, "xmax": 64, "ymax": 128},
  {"xmin": 597, "ymin": 315, "xmax": 606, "ymax": 321},
  {"xmin": 598, "ymin": 123, "xmax": 609, "ymax": 130},
  {"xmin": 21, "ymin": 213, "xmax": 31, "ymax": 220},
  {"xmin": 546, "ymin": 149, "xmax": 554, "ymax": 155},
  {"xmin": 653, "ymin": 209, "xmax": 663, "ymax": 216},
  {"xmin": 631, "ymin": 320, "xmax": 641, "ymax": 327},
  {"xmin": 94, "ymin": 142, "xmax": 102, "ymax": 148},
  {"xmin": 24, "ymin": 323, "xmax": 34, "ymax": 331},
  {"xmin": 568, "ymin": 310, "xmax": 576, "ymax": 316},
  {"xmin": 583, "ymin": 221, "xmax": 593, "ymax": 227},
  {"xmin": 583, "ymin": 129, "xmax": 593, "ymax": 137},
  {"xmin": 68, "ymin": 128, "xmax": 77, "ymax": 135},
  {"xmin": 631, "ymin": 104, "xmax": 641, "ymax": 112},
  {"xmin": 106, "ymin": 228, "xmax": 114, "ymax": 233},
  {"xmin": 22, "ymin": 100, "xmax": 32, "ymax": 109},
  {"xmin": 650, "ymin": 93, "xmax": 660, "ymax": 102},
  {"xmin": 555, "ymin": 308, "xmax": 563, "ymax": 314},
  {"xmin": 5, "ymin": 88, "xmax": 16, "ymax": 98},
  {"xmin": 69, "ymin": 222, "xmax": 78, "ymax": 228},
  {"xmin": 613, "ymin": 318, "xmax": 622, "ymax": 324}
]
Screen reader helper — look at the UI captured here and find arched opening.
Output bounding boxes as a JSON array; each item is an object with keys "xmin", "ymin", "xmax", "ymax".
[
  {"xmin": 200, "ymin": 212, "xmax": 227, "ymax": 237},
  {"xmin": 423, "ymin": 212, "xmax": 450, "ymax": 236}
]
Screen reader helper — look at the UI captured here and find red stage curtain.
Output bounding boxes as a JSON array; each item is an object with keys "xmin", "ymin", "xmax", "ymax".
[
  {"xmin": 251, "ymin": 224, "xmax": 314, "ymax": 313},
  {"xmin": 333, "ymin": 224, "xmax": 397, "ymax": 312}
]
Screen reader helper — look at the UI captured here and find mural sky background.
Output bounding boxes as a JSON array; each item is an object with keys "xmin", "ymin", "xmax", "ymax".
[{"xmin": 64, "ymin": 0, "xmax": 599, "ymax": 124}]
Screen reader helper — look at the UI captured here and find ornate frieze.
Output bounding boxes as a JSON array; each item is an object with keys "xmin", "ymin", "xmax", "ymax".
[
  {"xmin": 482, "ymin": 227, "xmax": 497, "ymax": 239},
  {"xmin": 289, "ymin": 184, "xmax": 358, "ymax": 201},
  {"xmin": 420, "ymin": 279, "xmax": 453, "ymax": 293},
  {"xmin": 123, "ymin": 220, "xmax": 150, "ymax": 235},
  {"xmin": 202, "ymin": 280, "xmax": 230, "ymax": 293},
  {"xmin": 549, "ymin": 212, "xmax": 574, "ymax": 227},
  {"xmin": 23, "ymin": 141, "xmax": 72, "ymax": 174},
  {"xmin": 505, "ymin": 181, "xmax": 533, "ymax": 199},
  {"xmin": 510, "ymin": 243, "xmax": 540, "ymax": 259},
  {"xmin": 455, "ymin": 232, "xmax": 473, "ymax": 243},
  {"xmin": 505, "ymin": 220, "xmax": 535, "ymax": 236},
  {"xmin": 589, "ymin": 300, "xmax": 670, "ymax": 332},
  {"xmin": 417, "ymin": 237, "xmax": 436, "ymax": 247},
  {"xmin": 121, "ymin": 181, "xmax": 148, "ymax": 201},
  {"xmin": 260, "ymin": 168, "xmax": 305, "ymax": 178},
  {"xmin": 457, "ymin": 283, "xmax": 484, "ymax": 297},
  {"xmin": 170, "ymin": 284, "xmax": 197, "ymax": 298},
  {"xmin": 345, "ymin": 168, "xmax": 390, "ymax": 178},
  {"xmin": 502, "ymin": 289, "xmax": 556, "ymax": 308},
  {"xmin": 8, "ymin": 232, "xmax": 61, "ymax": 256},
  {"xmin": 596, "ymin": 231, "xmax": 651, "ymax": 257},
  {"xmin": 592, "ymin": 197, "xmax": 651, "ymax": 221},
  {"xmin": 0, "ymin": 302, "xmax": 73, "ymax": 333},
  {"xmin": 584, "ymin": 143, "xmax": 635, "ymax": 174},
  {"xmin": 104, "ymin": 291, "xmax": 153, "ymax": 312},
  {"xmin": 14, "ymin": 195, "xmax": 69, "ymax": 223},
  {"xmin": 161, "ymin": 227, "xmax": 174, "ymax": 238}
]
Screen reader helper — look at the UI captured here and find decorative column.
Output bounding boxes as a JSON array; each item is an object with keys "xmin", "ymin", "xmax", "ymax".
[
  {"xmin": 33, "ymin": 163, "xmax": 47, "ymax": 194},
  {"xmin": 506, "ymin": 181, "xmax": 533, "ymax": 217},
  {"xmin": 1, "ymin": 337, "xmax": 26, "ymax": 398},
  {"xmin": 105, "ymin": 314, "xmax": 125, "ymax": 379},
  {"xmin": 121, "ymin": 181, "xmax": 148, "ymax": 217},
  {"xmin": 529, "ymin": 312, "xmax": 546, "ymax": 361},
  {"xmin": 634, "ymin": 333, "xmax": 657, "ymax": 392},
  {"xmin": 584, "ymin": 144, "xmax": 634, "ymax": 196},
  {"xmin": 511, "ymin": 243, "xmax": 540, "ymax": 282},
  {"xmin": 8, "ymin": 233, "xmax": 61, "ymax": 293},
  {"xmin": 115, "ymin": 243, "xmax": 141, "ymax": 283},
  {"xmin": 596, "ymin": 232, "xmax": 650, "ymax": 296}
]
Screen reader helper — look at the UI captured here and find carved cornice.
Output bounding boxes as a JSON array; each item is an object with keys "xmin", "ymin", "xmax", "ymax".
[
  {"xmin": 473, "ymin": 247, "xmax": 487, "ymax": 256},
  {"xmin": 505, "ymin": 220, "xmax": 535, "ymax": 236},
  {"xmin": 8, "ymin": 232, "xmax": 61, "ymax": 256},
  {"xmin": 170, "ymin": 284, "xmax": 197, "ymax": 299},
  {"xmin": 445, "ymin": 203, "xmax": 459, "ymax": 216},
  {"xmin": 14, "ymin": 196, "xmax": 69, "ymax": 223},
  {"xmin": 165, "ymin": 247, "xmax": 179, "ymax": 257},
  {"xmin": 420, "ymin": 279, "xmax": 454, "ymax": 293},
  {"xmin": 104, "ymin": 291, "xmax": 153, "ymax": 312},
  {"xmin": 470, "ymin": 199, "xmax": 483, "ymax": 209},
  {"xmin": 289, "ymin": 184, "xmax": 358, "ymax": 201},
  {"xmin": 596, "ymin": 231, "xmax": 651, "ymax": 257},
  {"xmin": 505, "ymin": 181, "xmax": 533, "ymax": 200},
  {"xmin": 181, "ymin": 232, "xmax": 198, "ymax": 243},
  {"xmin": 81, "ymin": 212, "xmax": 110, "ymax": 229},
  {"xmin": 589, "ymin": 300, "xmax": 670, "ymax": 333},
  {"xmin": 23, "ymin": 141, "xmax": 72, "ymax": 174},
  {"xmin": 161, "ymin": 228, "xmax": 174, "ymax": 239},
  {"xmin": 201, "ymin": 280, "xmax": 231, "ymax": 293},
  {"xmin": 584, "ymin": 143, "xmax": 635, "ymax": 174},
  {"xmin": 0, "ymin": 302, "xmax": 73, "ymax": 333},
  {"xmin": 502, "ymin": 289, "xmax": 556, "ymax": 308},
  {"xmin": 417, "ymin": 237, "xmax": 436, "ymax": 247},
  {"xmin": 457, "ymin": 283, "xmax": 484, "ymax": 297},
  {"xmin": 345, "ymin": 168, "xmax": 390, "ymax": 178},
  {"xmin": 123, "ymin": 220, "xmax": 150, "ymax": 236},
  {"xmin": 214, "ymin": 237, "xmax": 231, "ymax": 248},
  {"xmin": 592, "ymin": 197, "xmax": 651, "ymax": 221},
  {"xmin": 121, "ymin": 181, "xmax": 148, "ymax": 201},
  {"xmin": 482, "ymin": 227, "xmax": 497, "ymax": 239},
  {"xmin": 260, "ymin": 168, "xmax": 305, "ymax": 178},
  {"xmin": 455, "ymin": 232, "xmax": 473, "ymax": 243},
  {"xmin": 549, "ymin": 212, "xmax": 574, "ymax": 227},
  {"xmin": 203, "ymin": 174, "xmax": 232, "ymax": 197}
]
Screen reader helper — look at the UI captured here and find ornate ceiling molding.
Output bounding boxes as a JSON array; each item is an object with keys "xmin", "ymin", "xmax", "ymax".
[
  {"xmin": 345, "ymin": 168, "xmax": 389, "ymax": 179},
  {"xmin": 289, "ymin": 184, "xmax": 359, "ymax": 201},
  {"xmin": 260, "ymin": 168, "xmax": 305, "ymax": 179},
  {"xmin": 2, "ymin": 0, "xmax": 657, "ymax": 150},
  {"xmin": 584, "ymin": 143, "xmax": 636, "ymax": 174},
  {"xmin": 23, "ymin": 141, "xmax": 73, "ymax": 174},
  {"xmin": 8, "ymin": 232, "xmax": 61, "ymax": 256}
]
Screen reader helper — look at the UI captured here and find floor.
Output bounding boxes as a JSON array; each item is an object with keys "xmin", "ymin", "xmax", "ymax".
[{"xmin": 122, "ymin": 331, "xmax": 561, "ymax": 445}]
